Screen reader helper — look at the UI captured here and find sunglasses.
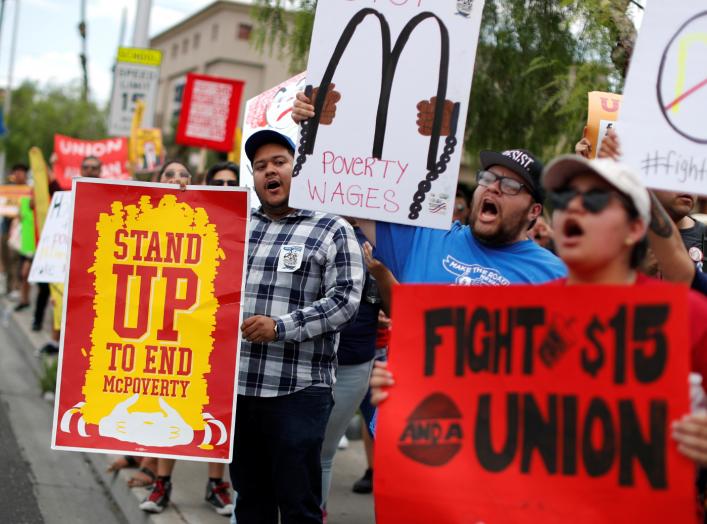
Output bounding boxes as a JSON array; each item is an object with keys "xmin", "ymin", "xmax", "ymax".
[
  {"xmin": 476, "ymin": 170, "xmax": 526, "ymax": 196},
  {"xmin": 209, "ymin": 180, "xmax": 238, "ymax": 187},
  {"xmin": 549, "ymin": 188, "xmax": 619, "ymax": 213}
]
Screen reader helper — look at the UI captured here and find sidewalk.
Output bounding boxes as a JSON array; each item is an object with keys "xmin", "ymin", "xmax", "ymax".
[{"xmin": 7, "ymin": 297, "xmax": 375, "ymax": 524}]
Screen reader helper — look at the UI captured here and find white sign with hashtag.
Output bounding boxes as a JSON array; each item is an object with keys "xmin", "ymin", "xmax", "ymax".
[
  {"xmin": 288, "ymin": 0, "xmax": 485, "ymax": 230},
  {"xmin": 620, "ymin": 1, "xmax": 707, "ymax": 195}
]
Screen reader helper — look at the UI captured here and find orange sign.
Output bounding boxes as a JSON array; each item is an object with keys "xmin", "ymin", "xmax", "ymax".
[
  {"xmin": 0, "ymin": 184, "xmax": 31, "ymax": 217},
  {"xmin": 587, "ymin": 91, "xmax": 622, "ymax": 159},
  {"xmin": 375, "ymin": 284, "xmax": 693, "ymax": 524}
]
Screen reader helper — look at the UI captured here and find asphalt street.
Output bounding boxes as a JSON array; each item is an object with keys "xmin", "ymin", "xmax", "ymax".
[
  {"xmin": 0, "ymin": 308, "xmax": 127, "ymax": 524},
  {"xmin": 0, "ymin": 392, "xmax": 43, "ymax": 524}
]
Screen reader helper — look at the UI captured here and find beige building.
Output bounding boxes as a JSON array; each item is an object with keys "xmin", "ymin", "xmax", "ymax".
[{"xmin": 149, "ymin": 0, "xmax": 293, "ymax": 134}]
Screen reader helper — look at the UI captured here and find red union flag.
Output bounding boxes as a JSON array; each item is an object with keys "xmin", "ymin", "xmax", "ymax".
[
  {"xmin": 53, "ymin": 134, "xmax": 130, "ymax": 189},
  {"xmin": 176, "ymin": 73, "xmax": 245, "ymax": 151},
  {"xmin": 376, "ymin": 284, "xmax": 695, "ymax": 524}
]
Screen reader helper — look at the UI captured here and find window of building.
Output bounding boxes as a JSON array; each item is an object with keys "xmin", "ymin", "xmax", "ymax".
[
  {"xmin": 193, "ymin": 32, "xmax": 201, "ymax": 49},
  {"xmin": 171, "ymin": 43, "xmax": 178, "ymax": 58},
  {"xmin": 237, "ymin": 23, "xmax": 252, "ymax": 41},
  {"xmin": 182, "ymin": 38, "xmax": 189, "ymax": 53},
  {"xmin": 172, "ymin": 82, "xmax": 186, "ymax": 120},
  {"xmin": 211, "ymin": 23, "xmax": 219, "ymax": 41}
]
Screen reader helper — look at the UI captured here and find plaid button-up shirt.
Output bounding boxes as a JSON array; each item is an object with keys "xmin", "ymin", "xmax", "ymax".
[{"xmin": 238, "ymin": 208, "xmax": 364, "ymax": 397}]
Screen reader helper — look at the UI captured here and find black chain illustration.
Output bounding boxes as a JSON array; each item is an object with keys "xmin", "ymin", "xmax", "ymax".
[{"xmin": 409, "ymin": 102, "xmax": 460, "ymax": 220}]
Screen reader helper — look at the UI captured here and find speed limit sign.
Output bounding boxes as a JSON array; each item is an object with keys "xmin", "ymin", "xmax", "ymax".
[{"xmin": 108, "ymin": 47, "xmax": 162, "ymax": 137}]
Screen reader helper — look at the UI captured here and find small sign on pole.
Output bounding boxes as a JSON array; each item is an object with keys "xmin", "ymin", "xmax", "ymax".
[{"xmin": 108, "ymin": 47, "xmax": 162, "ymax": 137}]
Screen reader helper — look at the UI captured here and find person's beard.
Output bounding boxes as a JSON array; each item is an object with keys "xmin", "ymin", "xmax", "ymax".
[{"xmin": 470, "ymin": 201, "xmax": 532, "ymax": 246}]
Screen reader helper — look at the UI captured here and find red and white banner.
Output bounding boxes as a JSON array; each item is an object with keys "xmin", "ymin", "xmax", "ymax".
[
  {"xmin": 240, "ymin": 72, "xmax": 306, "ymax": 195},
  {"xmin": 53, "ymin": 135, "xmax": 130, "ymax": 189},
  {"xmin": 51, "ymin": 179, "xmax": 250, "ymax": 462},
  {"xmin": 175, "ymin": 73, "xmax": 245, "ymax": 152}
]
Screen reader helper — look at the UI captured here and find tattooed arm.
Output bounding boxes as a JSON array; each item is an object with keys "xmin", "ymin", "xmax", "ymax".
[
  {"xmin": 647, "ymin": 191, "xmax": 695, "ymax": 284},
  {"xmin": 596, "ymin": 131, "xmax": 694, "ymax": 284}
]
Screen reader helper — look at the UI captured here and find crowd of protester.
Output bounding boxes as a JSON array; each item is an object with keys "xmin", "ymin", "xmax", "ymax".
[{"xmin": 2, "ymin": 82, "xmax": 706, "ymax": 523}]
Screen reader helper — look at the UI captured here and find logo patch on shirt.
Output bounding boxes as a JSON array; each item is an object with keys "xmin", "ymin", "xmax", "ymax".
[
  {"xmin": 277, "ymin": 244, "xmax": 305, "ymax": 272},
  {"xmin": 442, "ymin": 255, "xmax": 510, "ymax": 286}
]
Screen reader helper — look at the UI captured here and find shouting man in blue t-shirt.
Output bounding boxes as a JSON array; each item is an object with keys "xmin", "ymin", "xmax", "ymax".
[{"xmin": 293, "ymin": 92, "xmax": 566, "ymax": 286}]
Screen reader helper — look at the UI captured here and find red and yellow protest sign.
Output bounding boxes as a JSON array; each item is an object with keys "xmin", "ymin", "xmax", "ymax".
[
  {"xmin": 586, "ymin": 91, "xmax": 622, "ymax": 159},
  {"xmin": 375, "ymin": 284, "xmax": 694, "ymax": 524},
  {"xmin": 51, "ymin": 179, "xmax": 249, "ymax": 462},
  {"xmin": 53, "ymin": 134, "xmax": 130, "ymax": 189}
]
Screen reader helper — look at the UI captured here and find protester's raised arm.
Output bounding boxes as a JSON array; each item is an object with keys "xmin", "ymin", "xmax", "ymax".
[
  {"xmin": 596, "ymin": 128, "xmax": 622, "ymax": 160},
  {"xmin": 362, "ymin": 241, "xmax": 396, "ymax": 316},
  {"xmin": 673, "ymin": 412, "xmax": 707, "ymax": 467},
  {"xmin": 647, "ymin": 192, "xmax": 695, "ymax": 285},
  {"xmin": 574, "ymin": 127, "xmax": 592, "ymax": 159},
  {"xmin": 292, "ymin": 86, "xmax": 341, "ymax": 124},
  {"xmin": 370, "ymin": 360, "xmax": 394, "ymax": 406},
  {"xmin": 357, "ymin": 219, "xmax": 376, "ymax": 246},
  {"xmin": 292, "ymin": 91, "xmax": 315, "ymax": 123}
]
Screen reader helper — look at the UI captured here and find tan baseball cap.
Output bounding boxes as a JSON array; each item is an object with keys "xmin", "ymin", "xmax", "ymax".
[{"xmin": 542, "ymin": 155, "xmax": 650, "ymax": 224}]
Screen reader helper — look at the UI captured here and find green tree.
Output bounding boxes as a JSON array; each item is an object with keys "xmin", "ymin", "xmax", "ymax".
[
  {"xmin": 251, "ymin": 0, "xmax": 638, "ymax": 164},
  {"xmin": 1, "ymin": 81, "xmax": 107, "ymax": 167}
]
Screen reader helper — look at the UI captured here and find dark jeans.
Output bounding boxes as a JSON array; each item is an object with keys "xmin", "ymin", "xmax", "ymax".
[{"xmin": 230, "ymin": 386, "xmax": 334, "ymax": 524}]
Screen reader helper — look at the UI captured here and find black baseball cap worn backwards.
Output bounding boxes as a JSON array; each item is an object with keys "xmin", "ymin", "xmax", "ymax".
[
  {"xmin": 479, "ymin": 149, "xmax": 545, "ymax": 203},
  {"xmin": 245, "ymin": 130, "xmax": 296, "ymax": 163}
]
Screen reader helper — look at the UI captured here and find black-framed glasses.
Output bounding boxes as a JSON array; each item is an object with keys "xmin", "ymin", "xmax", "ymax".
[
  {"xmin": 549, "ymin": 188, "xmax": 617, "ymax": 214},
  {"xmin": 476, "ymin": 170, "xmax": 526, "ymax": 196},
  {"xmin": 209, "ymin": 180, "xmax": 238, "ymax": 187}
]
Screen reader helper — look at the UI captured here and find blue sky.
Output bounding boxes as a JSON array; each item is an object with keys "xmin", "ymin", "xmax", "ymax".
[{"xmin": 0, "ymin": 0, "xmax": 216, "ymax": 106}]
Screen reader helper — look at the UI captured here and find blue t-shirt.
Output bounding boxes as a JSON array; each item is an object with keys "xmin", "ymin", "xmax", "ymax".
[{"xmin": 375, "ymin": 221, "xmax": 566, "ymax": 284}]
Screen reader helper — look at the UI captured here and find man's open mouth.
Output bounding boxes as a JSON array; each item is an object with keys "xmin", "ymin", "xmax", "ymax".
[
  {"xmin": 480, "ymin": 199, "xmax": 498, "ymax": 219},
  {"xmin": 265, "ymin": 180, "xmax": 281, "ymax": 191}
]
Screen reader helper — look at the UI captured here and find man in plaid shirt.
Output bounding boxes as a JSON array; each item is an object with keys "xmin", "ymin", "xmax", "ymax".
[{"xmin": 230, "ymin": 129, "xmax": 363, "ymax": 524}]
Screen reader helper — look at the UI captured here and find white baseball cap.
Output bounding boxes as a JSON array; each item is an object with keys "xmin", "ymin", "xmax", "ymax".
[{"xmin": 542, "ymin": 155, "xmax": 650, "ymax": 224}]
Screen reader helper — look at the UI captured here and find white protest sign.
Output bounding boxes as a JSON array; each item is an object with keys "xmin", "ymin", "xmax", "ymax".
[
  {"xmin": 108, "ymin": 48, "xmax": 162, "ymax": 137},
  {"xmin": 620, "ymin": 2, "xmax": 707, "ymax": 195},
  {"xmin": 29, "ymin": 191, "xmax": 72, "ymax": 284},
  {"xmin": 241, "ymin": 72, "xmax": 306, "ymax": 204},
  {"xmin": 289, "ymin": 0, "xmax": 485, "ymax": 230}
]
